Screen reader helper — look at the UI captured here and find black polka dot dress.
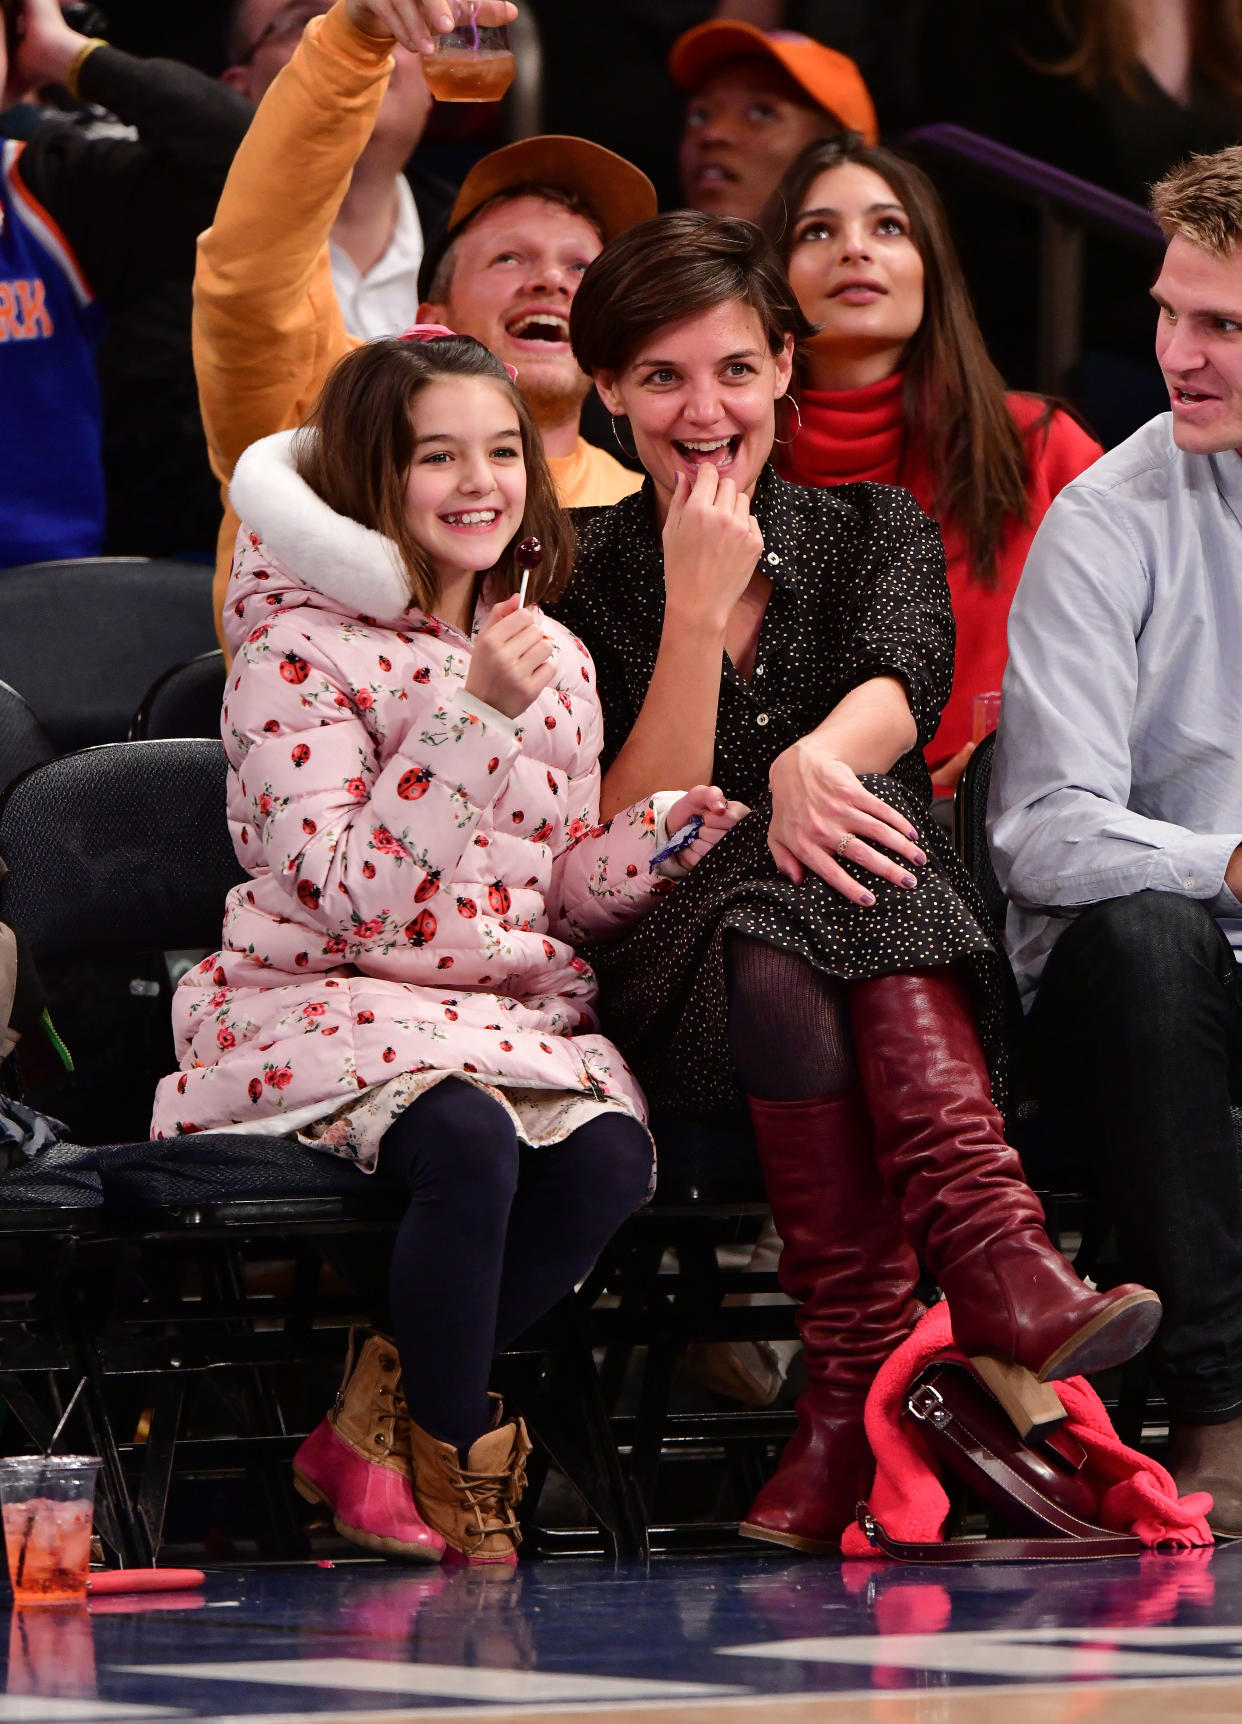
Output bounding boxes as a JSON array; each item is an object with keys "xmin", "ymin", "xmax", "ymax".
[{"xmin": 549, "ymin": 466, "xmax": 1016, "ymax": 1121}]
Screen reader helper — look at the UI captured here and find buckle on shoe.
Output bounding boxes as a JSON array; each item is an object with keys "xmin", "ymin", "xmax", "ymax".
[{"xmin": 908, "ymin": 1382, "xmax": 950, "ymax": 1427}]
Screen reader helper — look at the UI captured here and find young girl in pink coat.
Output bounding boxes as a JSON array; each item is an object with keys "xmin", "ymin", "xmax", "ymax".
[{"xmin": 151, "ymin": 331, "xmax": 744, "ymax": 1563}]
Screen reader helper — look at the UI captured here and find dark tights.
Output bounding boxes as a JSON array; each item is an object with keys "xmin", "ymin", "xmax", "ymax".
[
  {"xmin": 380, "ymin": 1078, "xmax": 652, "ymax": 1451},
  {"xmin": 725, "ymin": 933, "xmax": 857, "ymax": 1101}
]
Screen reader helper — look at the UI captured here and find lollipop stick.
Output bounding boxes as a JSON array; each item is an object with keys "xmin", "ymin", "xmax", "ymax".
[{"xmin": 518, "ymin": 570, "xmax": 530, "ymax": 608}]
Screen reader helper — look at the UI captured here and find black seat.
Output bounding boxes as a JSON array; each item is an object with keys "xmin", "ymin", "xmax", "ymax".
[
  {"xmin": 0, "ymin": 559, "xmax": 217, "ymax": 751},
  {"xmin": 954, "ymin": 730, "xmax": 1006, "ymax": 930},
  {"xmin": 131, "ymin": 651, "xmax": 227, "ymax": 742},
  {"xmin": 0, "ymin": 679, "xmax": 56, "ymax": 796}
]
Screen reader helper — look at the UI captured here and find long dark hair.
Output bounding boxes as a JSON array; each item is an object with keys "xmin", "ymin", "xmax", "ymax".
[
  {"xmin": 296, "ymin": 335, "xmax": 575, "ymax": 612},
  {"xmin": 764, "ymin": 135, "xmax": 1037, "ymax": 588},
  {"xmin": 570, "ymin": 210, "xmax": 814, "ymax": 377}
]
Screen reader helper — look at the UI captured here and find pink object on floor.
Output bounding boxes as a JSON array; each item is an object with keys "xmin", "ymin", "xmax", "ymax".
[
  {"xmin": 841, "ymin": 1302, "xmax": 1214, "ymax": 1558},
  {"xmin": 293, "ymin": 1418, "xmax": 445, "ymax": 1562}
]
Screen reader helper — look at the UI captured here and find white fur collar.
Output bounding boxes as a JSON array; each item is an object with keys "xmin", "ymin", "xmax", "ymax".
[{"xmin": 229, "ymin": 429, "xmax": 412, "ymax": 621}]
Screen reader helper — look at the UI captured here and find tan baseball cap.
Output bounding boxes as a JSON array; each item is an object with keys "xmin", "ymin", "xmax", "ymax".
[
  {"xmin": 447, "ymin": 135, "xmax": 658, "ymax": 243},
  {"xmin": 669, "ymin": 21, "xmax": 878, "ymax": 145}
]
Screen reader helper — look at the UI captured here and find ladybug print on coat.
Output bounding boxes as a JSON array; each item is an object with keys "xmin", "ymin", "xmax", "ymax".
[
  {"xmin": 404, "ymin": 909, "xmax": 437, "ymax": 946},
  {"xmin": 153, "ymin": 471, "xmax": 680, "ymax": 1163}
]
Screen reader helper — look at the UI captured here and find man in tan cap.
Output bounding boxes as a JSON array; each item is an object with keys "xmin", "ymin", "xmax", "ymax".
[
  {"xmin": 671, "ymin": 20, "xmax": 877, "ymax": 223},
  {"xmin": 417, "ymin": 136, "xmax": 655, "ymax": 509},
  {"xmin": 195, "ymin": 0, "xmax": 655, "ymax": 637}
]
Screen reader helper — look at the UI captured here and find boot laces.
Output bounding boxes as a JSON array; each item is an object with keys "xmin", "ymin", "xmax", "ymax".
[{"xmin": 445, "ymin": 1449, "xmax": 527, "ymax": 1553}]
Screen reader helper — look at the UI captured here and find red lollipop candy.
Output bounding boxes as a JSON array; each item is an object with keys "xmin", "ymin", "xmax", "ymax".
[{"xmin": 516, "ymin": 537, "xmax": 543, "ymax": 605}]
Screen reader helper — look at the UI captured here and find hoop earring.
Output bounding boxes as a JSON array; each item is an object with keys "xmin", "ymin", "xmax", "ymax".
[
  {"xmin": 772, "ymin": 396, "xmax": 803, "ymax": 447},
  {"xmin": 611, "ymin": 414, "xmax": 638, "ymax": 459}
]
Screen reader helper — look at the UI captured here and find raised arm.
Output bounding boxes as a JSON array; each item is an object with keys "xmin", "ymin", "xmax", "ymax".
[{"xmin": 598, "ymin": 463, "xmax": 764, "ymax": 819}]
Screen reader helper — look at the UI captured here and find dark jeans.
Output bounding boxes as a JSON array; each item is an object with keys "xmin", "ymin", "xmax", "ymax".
[
  {"xmin": 1027, "ymin": 889, "xmax": 1242, "ymax": 1423},
  {"xmin": 379, "ymin": 1078, "xmax": 653, "ymax": 1452}
]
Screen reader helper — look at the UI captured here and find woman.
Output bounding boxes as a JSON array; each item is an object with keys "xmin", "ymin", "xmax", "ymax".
[
  {"xmin": 551, "ymin": 211, "xmax": 1159, "ymax": 1554},
  {"xmin": 151, "ymin": 331, "xmax": 742, "ymax": 1563},
  {"xmin": 764, "ymin": 132, "xmax": 1102, "ymax": 792}
]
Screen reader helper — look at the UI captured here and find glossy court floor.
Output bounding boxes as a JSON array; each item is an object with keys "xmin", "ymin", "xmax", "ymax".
[{"xmin": 6, "ymin": 1545, "xmax": 1242, "ymax": 1724}]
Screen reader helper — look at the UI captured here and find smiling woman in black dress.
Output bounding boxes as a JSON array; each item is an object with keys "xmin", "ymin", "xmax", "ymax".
[{"xmin": 549, "ymin": 210, "xmax": 1160, "ymax": 1555}]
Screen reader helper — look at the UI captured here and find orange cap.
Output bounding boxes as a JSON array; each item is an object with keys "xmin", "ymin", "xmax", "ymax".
[
  {"xmin": 668, "ymin": 21, "xmax": 877, "ymax": 146},
  {"xmin": 448, "ymin": 136, "xmax": 658, "ymax": 244}
]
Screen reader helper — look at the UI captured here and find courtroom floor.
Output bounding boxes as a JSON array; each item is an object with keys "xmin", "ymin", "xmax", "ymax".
[{"xmin": 6, "ymin": 1544, "xmax": 1242, "ymax": 1722}]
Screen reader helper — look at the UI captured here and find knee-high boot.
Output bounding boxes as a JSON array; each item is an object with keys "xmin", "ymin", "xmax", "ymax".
[
  {"xmin": 849, "ymin": 967, "xmax": 1161, "ymax": 1432},
  {"xmin": 739, "ymin": 1088, "xmax": 921, "ymax": 1554}
]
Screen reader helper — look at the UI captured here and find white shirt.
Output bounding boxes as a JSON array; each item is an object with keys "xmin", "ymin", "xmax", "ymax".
[
  {"xmin": 328, "ymin": 173, "xmax": 424, "ymax": 340},
  {"xmin": 988, "ymin": 412, "xmax": 1242, "ymax": 1005}
]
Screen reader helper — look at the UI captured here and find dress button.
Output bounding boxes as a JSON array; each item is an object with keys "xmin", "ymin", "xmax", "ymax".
[
  {"xmin": 756, "ymin": 712, "xmax": 770, "ymax": 727},
  {"xmin": 754, "ymin": 664, "xmax": 765, "ymax": 676},
  {"xmin": 766, "ymin": 551, "xmax": 781, "ymax": 566}
]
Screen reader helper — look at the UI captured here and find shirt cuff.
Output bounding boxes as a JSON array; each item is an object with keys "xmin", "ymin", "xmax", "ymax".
[
  {"xmin": 454, "ymin": 689, "xmax": 521, "ymax": 740},
  {"xmin": 1153, "ymin": 832, "xmax": 1242, "ymax": 900}
]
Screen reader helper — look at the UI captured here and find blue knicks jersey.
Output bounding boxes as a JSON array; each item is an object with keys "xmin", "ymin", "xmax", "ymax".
[{"xmin": 1, "ymin": 139, "xmax": 106, "ymax": 568}]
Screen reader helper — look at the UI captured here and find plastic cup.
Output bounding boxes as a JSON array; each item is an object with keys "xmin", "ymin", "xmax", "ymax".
[
  {"xmin": 423, "ymin": 1, "xmax": 514, "ymax": 102},
  {"xmin": 972, "ymin": 690, "xmax": 1003, "ymax": 745},
  {"xmin": 0, "ymin": 1457, "xmax": 99, "ymax": 1606}
]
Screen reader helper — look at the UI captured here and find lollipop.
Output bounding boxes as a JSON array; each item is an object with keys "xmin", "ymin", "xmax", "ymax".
[{"xmin": 516, "ymin": 536, "xmax": 543, "ymax": 607}]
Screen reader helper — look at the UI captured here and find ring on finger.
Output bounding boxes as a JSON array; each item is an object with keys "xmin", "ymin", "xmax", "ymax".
[{"xmin": 837, "ymin": 832, "xmax": 855, "ymax": 859}]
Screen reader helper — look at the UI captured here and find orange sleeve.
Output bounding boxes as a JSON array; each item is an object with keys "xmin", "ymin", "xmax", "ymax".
[{"xmin": 193, "ymin": 2, "xmax": 392, "ymax": 644}]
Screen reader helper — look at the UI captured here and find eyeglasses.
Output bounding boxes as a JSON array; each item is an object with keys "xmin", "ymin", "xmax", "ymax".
[{"xmin": 235, "ymin": 1, "xmax": 331, "ymax": 66}]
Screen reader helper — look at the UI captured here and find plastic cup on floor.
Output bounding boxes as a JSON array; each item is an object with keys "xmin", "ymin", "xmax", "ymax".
[{"xmin": 0, "ymin": 1457, "xmax": 99, "ymax": 1607}]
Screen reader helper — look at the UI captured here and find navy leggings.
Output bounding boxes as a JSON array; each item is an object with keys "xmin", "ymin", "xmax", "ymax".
[{"xmin": 379, "ymin": 1078, "xmax": 653, "ymax": 1451}]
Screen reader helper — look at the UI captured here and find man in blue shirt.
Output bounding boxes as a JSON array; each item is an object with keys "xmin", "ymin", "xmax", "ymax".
[{"xmin": 991, "ymin": 145, "xmax": 1242, "ymax": 1534}]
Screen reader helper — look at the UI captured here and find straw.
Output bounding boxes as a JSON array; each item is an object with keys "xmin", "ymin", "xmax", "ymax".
[{"xmin": 14, "ymin": 1376, "xmax": 87, "ymax": 1592}]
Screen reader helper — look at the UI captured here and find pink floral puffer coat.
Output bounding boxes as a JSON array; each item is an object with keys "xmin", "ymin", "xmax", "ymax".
[{"xmin": 150, "ymin": 430, "xmax": 682, "ymax": 1163}]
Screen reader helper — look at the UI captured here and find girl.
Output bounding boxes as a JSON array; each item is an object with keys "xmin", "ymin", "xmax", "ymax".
[
  {"xmin": 764, "ymin": 133, "xmax": 1102, "ymax": 794},
  {"xmin": 151, "ymin": 331, "xmax": 743, "ymax": 1563},
  {"xmin": 549, "ymin": 212, "xmax": 1159, "ymax": 1555}
]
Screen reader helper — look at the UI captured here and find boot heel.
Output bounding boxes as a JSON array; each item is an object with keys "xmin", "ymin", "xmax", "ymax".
[
  {"xmin": 970, "ymin": 1355, "xmax": 1066, "ymax": 1442},
  {"xmin": 292, "ymin": 1469, "xmax": 325, "ymax": 1506}
]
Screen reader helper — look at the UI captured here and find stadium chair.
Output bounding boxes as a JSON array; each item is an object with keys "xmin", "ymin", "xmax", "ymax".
[
  {"xmin": 0, "ymin": 558, "xmax": 217, "ymax": 751},
  {"xmin": 131, "ymin": 650, "xmax": 227, "ymax": 742},
  {"xmin": 0, "ymin": 739, "xmax": 650, "ymax": 1562},
  {"xmin": 0, "ymin": 679, "xmax": 56, "ymax": 795}
]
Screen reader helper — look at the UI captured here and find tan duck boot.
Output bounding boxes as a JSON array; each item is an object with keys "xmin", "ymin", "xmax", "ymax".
[
  {"xmin": 407, "ymin": 1397, "xmax": 532, "ymax": 1565},
  {"xmin": 293, "ymin": 1328, "xmax": 444, "ymax": 1560}
]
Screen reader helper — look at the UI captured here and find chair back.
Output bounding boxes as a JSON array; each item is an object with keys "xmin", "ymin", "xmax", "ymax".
[
  {"xmin": 0, "ymin": 679, "xmax": 55, "ymax": 796},
  {"xmin": 0, "ymin": 739, "xmax": 243, "ymax": 961},
  {"xmin": 0, "ymin": 559, "xmax": 217, "ymax": 751},
  {"xmin": 0, "ymin": 741, "xmax": 244, "ymax": 1141},
  {"xmin": 954, "ymin": 731, "xmax": 1006, "ymax": 929},
  {"xmin": 131, "ymin": 651, "xmax": 227, "ymax": 741}
]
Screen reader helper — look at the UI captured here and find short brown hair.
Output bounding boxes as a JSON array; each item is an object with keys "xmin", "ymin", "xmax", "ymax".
[
  {"xmin": 569, "ymin": 210, "xmax": 814, "ymax": 377},
  {"xmin": 1150, "ymin": 146, "xmax": 1242, "ymax": 259},
  {"xmin": 295, "ymin": 336, "xmax": 574, "ymax": 612}
]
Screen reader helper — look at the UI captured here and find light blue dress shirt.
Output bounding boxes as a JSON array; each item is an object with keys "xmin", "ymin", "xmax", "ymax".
[{"xmin": 988, "ymin": 412, "xmax": 1242, "ymax": 1005}]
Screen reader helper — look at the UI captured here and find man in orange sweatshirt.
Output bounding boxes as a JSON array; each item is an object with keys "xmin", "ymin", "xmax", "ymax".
[{"xmin": 195, "ymin": 0, "xmax": 655, "ymax": 637}]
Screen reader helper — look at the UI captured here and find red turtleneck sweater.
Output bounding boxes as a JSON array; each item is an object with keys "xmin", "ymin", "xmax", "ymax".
[{"xmin": 777, "ymin": 371, "xmax": 1102, "ymax": 771}]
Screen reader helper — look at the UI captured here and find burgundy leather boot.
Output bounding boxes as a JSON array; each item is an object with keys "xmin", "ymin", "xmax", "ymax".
[
  {"xmin": 849, "ymin": 967, "xmax": 1160, "ymax": 1431},
  {"xmin": 739, "ymin": 1088, "xmax": 921, "ymax": 1554}
]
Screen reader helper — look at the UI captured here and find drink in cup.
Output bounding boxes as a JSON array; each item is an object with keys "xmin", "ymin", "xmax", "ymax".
[
  {"xmin": 0, "ymin": 1457, "xmax": 99, "ymax": 1606},
  {"xmin": 423, "ymin": 0, "xmax": 514, "ymax": 102},
  {"xmin": 972, "ymin": 690, "xmax": 1003, "ymax": 745}
]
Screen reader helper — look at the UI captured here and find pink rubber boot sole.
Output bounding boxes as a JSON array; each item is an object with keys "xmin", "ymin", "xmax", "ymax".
[{"xmin": 293, "ymin": 1418, "xmax": 445, "ymax": 1563}]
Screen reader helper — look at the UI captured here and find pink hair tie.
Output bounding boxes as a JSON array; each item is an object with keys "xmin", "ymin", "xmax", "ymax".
[{"xmin": 399, "ymin": 322, "xmax": 519, "ymax": 385}]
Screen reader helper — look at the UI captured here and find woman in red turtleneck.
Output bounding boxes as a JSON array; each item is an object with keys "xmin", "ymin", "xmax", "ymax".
[{"xmin": 763, "ymin": 135, "xmax": 1102, "ymax": 791}]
